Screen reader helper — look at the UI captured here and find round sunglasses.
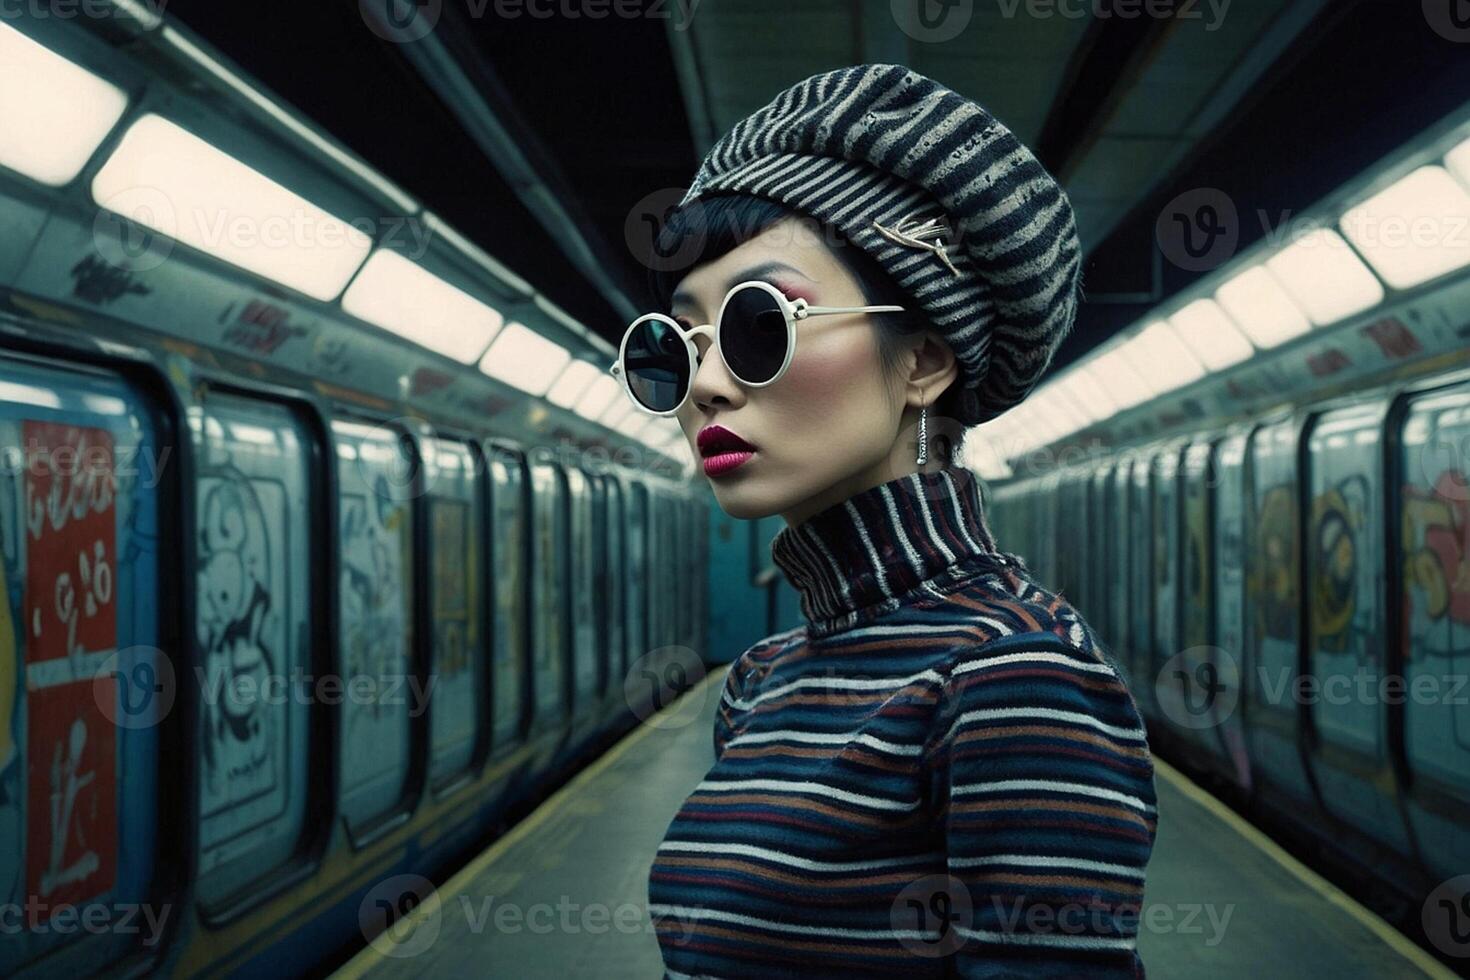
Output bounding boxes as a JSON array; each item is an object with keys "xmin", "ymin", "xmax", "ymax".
[{"xmin": 609, "ymin": 280, "xmax": 904, "ymax": 416}]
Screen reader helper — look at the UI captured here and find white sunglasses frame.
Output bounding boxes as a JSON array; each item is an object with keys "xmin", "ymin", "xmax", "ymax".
[{"xmin": 608, "ymin": 279, "xmax": 904, "ymax": 417}]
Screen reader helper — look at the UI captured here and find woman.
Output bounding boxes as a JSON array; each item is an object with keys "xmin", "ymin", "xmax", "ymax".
[{"xmin": 616, "ymin": 64, "xmax": 1157, "ymax": 978}]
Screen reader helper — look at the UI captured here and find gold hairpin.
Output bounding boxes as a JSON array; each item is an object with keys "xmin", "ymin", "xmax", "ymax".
[{"xmin": 871, "ymin": 214, "xmax": 961, "ymax": 277}]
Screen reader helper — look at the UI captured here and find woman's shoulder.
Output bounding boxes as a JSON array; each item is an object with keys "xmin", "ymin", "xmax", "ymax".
[{"xmin": 924, "ymin": 562, "xmax": 1150, "ymax": 751}]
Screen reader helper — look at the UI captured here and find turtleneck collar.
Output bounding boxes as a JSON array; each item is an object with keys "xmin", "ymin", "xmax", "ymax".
[{"xmin": 770, "ymin": 465, "xmax": 1013, "ymax": 637}]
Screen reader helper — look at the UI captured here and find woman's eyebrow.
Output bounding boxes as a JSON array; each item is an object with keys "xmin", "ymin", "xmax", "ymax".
[{"xmin": 670, "ymin": 261, "xmax": 815, "ymax": 310}]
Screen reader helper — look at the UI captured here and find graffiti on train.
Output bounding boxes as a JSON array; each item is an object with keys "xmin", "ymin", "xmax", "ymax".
[
  {"xmin": 1403, "ymin": 468, "xmax": 1470, "ymax": 653},
  {"xmin": 195, "ymin": 450, "xmax": 292, "ymax": 868},
  {"xmin": 339, "ymin": 482, "xmax": 410, "ymax": 759},
  {"xmin": 1310, "ymin": 474, "xmax": 1374, "ymax": 658},
  {"xmin": 20, "ymin": 422, "xmax": 119, "ymax": 917}
]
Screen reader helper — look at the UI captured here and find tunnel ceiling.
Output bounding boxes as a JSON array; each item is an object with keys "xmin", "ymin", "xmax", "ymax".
[{"xmin": 162, "ymin": 0, "xmax": 1468, "ymax": 371}]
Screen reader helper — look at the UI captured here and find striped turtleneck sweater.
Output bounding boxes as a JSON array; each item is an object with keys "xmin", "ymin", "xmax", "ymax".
[{"xmin": 647, "ymin": 465, "xmax": 1157, "ymax": 979}]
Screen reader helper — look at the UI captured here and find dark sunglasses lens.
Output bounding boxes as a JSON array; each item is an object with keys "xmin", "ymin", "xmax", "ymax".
[
  {"xmin": 721, "ymin": 287, "xmax": 789, "ymax": 384},
  {"xmin": 623, "ymin": 318, "xmax": 689, "ymax": 412}
]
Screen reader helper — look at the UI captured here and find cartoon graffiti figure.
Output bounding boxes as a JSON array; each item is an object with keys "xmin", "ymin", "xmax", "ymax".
[
  {"xmin": 1251, "ymin": 485, "xmax": 1297, "ymax": 641},
  {"xmin": 41, "ymin": 718, "xmax": 100, "ymax": 896},
  {"xmin": 1311, "ymin": 475, "xmax": 1370, "ymax": 656},
  {"xmin": 1403, "ymin": 468, "xmax": 1470, "ymax": 630},
  {"xmin": 197, "ymin": 475, "xmax": 277, "ymax": 798},
  {"xmin": 341, "ymin": 476, "xmax": 407, "ymax": 728}
]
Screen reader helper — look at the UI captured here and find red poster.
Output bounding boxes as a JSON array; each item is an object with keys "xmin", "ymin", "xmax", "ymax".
[
  {"xmin": 24, "ymin": 421, "xmax": 116, "ymax": 664},
  {"xmin": 23, "ymin": 421, "xmax": 118, "ymax": 914},
  {"xmin": 25, "ymin": 678, "xmax": 117, "ymax": 913}
]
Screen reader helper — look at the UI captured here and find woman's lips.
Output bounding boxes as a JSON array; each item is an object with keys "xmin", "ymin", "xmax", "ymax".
[{"xmin": 702, "ymin": 448, "xmax": 755, "ymax": 476}]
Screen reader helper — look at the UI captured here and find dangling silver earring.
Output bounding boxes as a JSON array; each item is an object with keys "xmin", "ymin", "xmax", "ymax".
[{"xmin": 916, "ymin": 403, "xmax": 928, "ymax": 465}]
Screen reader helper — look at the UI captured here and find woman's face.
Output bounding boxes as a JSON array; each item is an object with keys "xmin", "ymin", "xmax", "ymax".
[{"xmin": 670, "ymin": 215, "xmax": 922, "ymax": 526}]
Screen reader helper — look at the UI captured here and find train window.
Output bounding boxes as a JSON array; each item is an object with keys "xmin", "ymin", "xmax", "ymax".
[
  {"xmin": 603, "ymin": 477, "xmax": 627, "ymax": 688},
  {"xmin": 1214, "ymin": 433, "xmax": 1249, "ymax": 687},
  {"xmin": 1110, "ymin": 460, "xmax": 1131, "ymax": 667},
  {"xmin": 1128, "ymin": 456, "xmax": 1154, "ymax": 704},
  {"xmin": 1305, "ymin": 404, "xmax": 1387, "ymax": 756},
  {"xmin": 1400, "ymin": 381, "xmax": 1470, "ymax": 883},
  {"xmin": 1151, "ymin": 446, "xmax": 1183, "ymax": 686},
  {"xmin": 529, "ymin": 461, "xmax": 570, "ymax": 725},
  {"xmin": 193, "ymin": 394, "xmax": 315, "ymax": 911},
  {"xmin": 564, "ymin": 467, "xmax": 600, "ymax": 716},
  {"xmin": 627, "ymin": 483, "xmax": 648, "ymax": 668},
  {"xmin": 424, "ymin": 437, "xmax": 483, "ymax": 789},
  {"xmin": 487, "ymin": 448, "xmax": 528, "ymax": 748},
  {"xmin": 0, "ymin": 359, "xmax": 165, "ymax": 973},
  {"xmin": 1181, "ymin": 440, "xmax": 1215, "ymax": 652},
  {"xmin": 1246, "ymin": 418, "xmax": 1314, "ymax": 805},
  {"xmin": 332, "ymin": 418, "xmax": 415, "ymax": 835},
  {"xmin": 1305, "ymin": 402, "xmax": 1408, "ymax": 852},
  {"xmin": 1089, "ymin": 466, "xmax": 1111, "ymax": 638}
]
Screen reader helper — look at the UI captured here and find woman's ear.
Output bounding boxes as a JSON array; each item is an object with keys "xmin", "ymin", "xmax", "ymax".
[{"xmin": 905, "ymin": 330, "xmax": 960, "ymax": 410}]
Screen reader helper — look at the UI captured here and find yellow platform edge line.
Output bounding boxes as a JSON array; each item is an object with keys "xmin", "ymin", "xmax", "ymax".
[
  {"xmin": 1153, "ymin": 757, "xmax": 1455, "ymax": 980},
  {"xmin": 331, "ymin": 664, "xmax": 731, "ymax": 979}
]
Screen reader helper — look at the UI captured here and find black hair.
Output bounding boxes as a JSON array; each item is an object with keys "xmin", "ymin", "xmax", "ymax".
[{"xmin": 645, "ymin": 192, "xmax": 963, "ymax": 466}]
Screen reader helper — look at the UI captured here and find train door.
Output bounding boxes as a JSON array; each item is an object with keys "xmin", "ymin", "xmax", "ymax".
[
  {"xmin": 1303, "ymin": 403, "xmax": 1410, "ymax": 853},
  {"xmin": 564, "ymin": 467, "xmax": 600, "ymax": 722},
  {"xmin": 1213, "ymin": 431, "xmax": 1253, "ymax": 792},
  {"xmin": 1110, "ymin": 459, "xmax": 1132, "ymax": 682},
  {"xmin": 424, "ymin": 436, "xmax": 483, "ymax": 791},
  {"xmin": 0, "ymin": 357, "xmax": 167, "ymax": 975},
  {"xmin": 193, "ymin": 394, "xmax": 316, "ymax": 912},
  {"xmin": 1398, "ymin": 379, "xmax": 1470, "ymax": 884},
  {"xmin": 528, "ymin": 461, "xmax": 570, "ymax": 730},
  {"xmin": 487, "ymin": 447, "xmax": 528, "ymax": 750},
  {"xmin": 602, "ymin": 476, "xmax": 627, "ymax": 691},
  {"xmin": 626, "ymin": 482, "xmax": 649, "ymax": 672},
  {"xmin": 1150, "ymin": 444, "xmax": 1183, "ymax": 703},
  {"xmin": 1128, "ymin": 454, "xmax": 1155, "ymax": 716},
  {"xmin": 1245, "ymin": 418, "xmax": 1315, "ymax": 808},
  {"xmin": 331, "ymin": 418, "xmax": 416, "ymax": 837}
]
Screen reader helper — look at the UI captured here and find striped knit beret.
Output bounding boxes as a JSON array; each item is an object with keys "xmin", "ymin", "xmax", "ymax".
[{"xmin": 679, "ymin": 63, "xmax": 1082, "ymax": 425}]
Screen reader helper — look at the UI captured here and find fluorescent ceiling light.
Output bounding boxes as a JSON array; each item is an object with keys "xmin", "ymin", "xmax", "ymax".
[
  {"xmin": 545, "ymin": 359, "xmax": 600, "ymax": 409},
  {"xmin": 614, "ymin": 411, "xmax": 651, "ymax": 440},
  {"xmin": 1035, "ymin": 387, "xmax": 1087, "ymax": 437},
  {"xmin": 478, "ymin": 321, "xmax": 571, "ymax": 395},
  {"xmin": 1167, "ymin": 298, "xmax": 1254, "ymax": 371},
  {"xmin": 341, "ymin": 249, "xmax": 504, "ymax": 362},
  {"xmin": 1445, "ymin": 135, "xmax": 1470, "ymax": 190},
  {"xmin": 965, "ymin": 437, "xmax": 1013, "ymax": 481},
  {"xmin": 1340, "ymin": 166, "xmax": 1470, "ymax": 289},
  {"xmin": 573, "ymin": 374, "xmax": 621, "ymax": 421},
  {"xmin": 1087, "ymin": 350, "xmax": 1153, "ymax": 411},
  {"xmin": 1214, "ymin": 265, "xmax": 1311, "ymax": 349},
  {"xmin": 1264, "ymin": 226, "xmax": 1383, "ymax": 326},
  {"xmin": 95, "ymin": 114, "xmax": 372, "ymax": 302},
  {"xmin": 1060, "ymin": 368, "xmax": 1116, "ymax": 420},
  {"xmin": 0, "ymin": 23, "xmax": 128, "ymax": 186},
  {"xmin": 1121, "ymin": 321, "xmax": 1205, "ymax": 393},
  {"xmin": 599, "ymin": 397, "xmax": 634, "ymax": 428}
]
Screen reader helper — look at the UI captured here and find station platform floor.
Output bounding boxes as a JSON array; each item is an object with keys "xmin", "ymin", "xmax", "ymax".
[{"xmin": 331, "ymin": 667, "xmax": 1455, "ymax": 979}]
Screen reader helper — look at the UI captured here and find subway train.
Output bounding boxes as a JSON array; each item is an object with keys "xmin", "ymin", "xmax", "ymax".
[
  {"xmin": 0, "ymin": 9, "xmax": 713, "ymax": 978},
  {"xmin": 977, "ymin": 95, "xmax": 1470, "ymax": 952},
  {"xmin": 4, "ymin": 3, "xmax": 1470, "ymax": 978}
]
